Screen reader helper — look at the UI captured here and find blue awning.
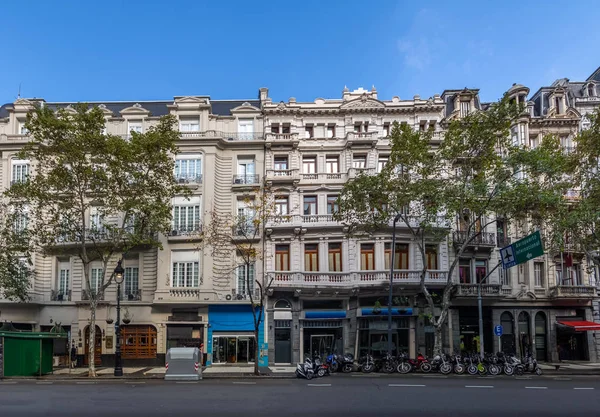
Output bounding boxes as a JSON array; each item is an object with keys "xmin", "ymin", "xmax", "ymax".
[
  {"xmin": 361, "ymin": 308, "xmax": 413, "ymax": 316},
  {"xmin": 305, "ymin": 310, "xmax": 347, "ymax": 319}
]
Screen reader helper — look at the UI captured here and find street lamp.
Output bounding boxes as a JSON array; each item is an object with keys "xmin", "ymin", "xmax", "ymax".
[
  {"xmin": 388, "ymin": 213, "xmax": 403, "ymax": 357},
  {"xmin": 113, "ymin": 259, "xmax": 125, "ymax": 377}
]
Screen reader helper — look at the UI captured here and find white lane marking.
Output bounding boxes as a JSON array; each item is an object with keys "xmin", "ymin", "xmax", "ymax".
[
  {"xmin": 307, "ymin": 383, "xmax": 331, "ymax": 387},
  {"xmin": 233, "ymin": 382, "xmax": 257, "ymax": 385},
  {"xmin": 0, "ymin": 382, "xmax": 17, "ymax": 384},
  {"xmin": 175, "ymin": 381, "xmax": 198, "ymax": 384},
  {"xmin": 389, "ymin": 384, "xmax": 426, "ymax": 387},
  {"xmin": 36, "ymin": 382, "xmax": 53, "ymax": 385},
  {"xmin": 465, "ymin": 385, "xmax": 494, "ymax": 388},
  {"xmin": 525, "ymin": 386, "xmax": 547, "ymax": 389},
  {"xmin": 76, "ymin": 382, "xmax": 96, "ymax": 385},
  {"xmin": 124, "ymin": 381, "xmax": 146, "ymax": 384},
  {"xmin": 351, "ymin": 374, "xmax": 380, "ymax": 377},
  {"xmin": 574, "ymin": 387, "xmax": 595, "ymax": 390}
]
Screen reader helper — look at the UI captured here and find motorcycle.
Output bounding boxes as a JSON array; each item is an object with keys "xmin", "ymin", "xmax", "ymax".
[
  {"xmin": 521, "ymin": 353, "xmax": 542, "ymax": 375},
  {"xmin": 340, "ymin": 353, "xmax": 355, "ymax": 373},
  {"xmin": 381, "ymin": 352, "xmax": 397, "ymax": 374},
  {"xmin": 452, "ymin": 354, "xmax": 465, "ymax": 374},
  {"xmin": 358, "ymin": 353, "xmax": 375, "ymax": 373},
  {"xmin": 496, "ymin": 352, "xmax": 515, "ymax": 376},
  {"xmin": 326, "ymin": 354, "xmax": 340, "ymax": 373},
  {"xmin": 396, "ymin": 352, "xmax": 413, "ymax": 374},
  {"xmin": 313, "ymin": 356, "xmax": 330, "ymax": 377},
  {"xmin": 429, "ymin": 353, "xmax": 452, "ymax": 375},
  {"xmin": 296, "ymin": 357, "xmax": 315, "ymax": 380}
]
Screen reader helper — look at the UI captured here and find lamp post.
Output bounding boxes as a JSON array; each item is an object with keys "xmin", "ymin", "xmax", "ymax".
[
  {"xmin": 388, "ymin": 213, "xmax": 403, "ymax": 357},
  {"xmin": 113, "ymin": 259, "xmax": 125, "ymax": 377}
]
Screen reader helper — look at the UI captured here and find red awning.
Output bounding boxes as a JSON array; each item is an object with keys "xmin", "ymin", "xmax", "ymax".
[{"xmin": 557, "ymin": 320, "xmax": 600, "ymax": 332}]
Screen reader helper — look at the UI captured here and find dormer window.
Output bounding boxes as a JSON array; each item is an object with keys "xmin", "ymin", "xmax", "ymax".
[
  {"xmin": 554, "ymin": 97, "xmax": 562, "ymax": 114},
  {"xmin": 460, "ymin": 101, "xmax": 470, "ymax": 117},
  {"xmin": 588, "ymin": 84, "xmax": 596, "ymax": 97}
]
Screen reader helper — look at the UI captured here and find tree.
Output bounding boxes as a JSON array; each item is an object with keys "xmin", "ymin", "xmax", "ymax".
[
  {"xmin": 336, "ymin": 96, "xmax": 570, "ymax": 354},
  {"xmin": 201, "ymin": 182, "xmax": 275, "ymax": 375},
  {"xmin": 7, "ymin": 104, "xmax": 184, "ymax": 376},
  {"xmin": 0, "ymin": 202, "xmax": 33, "ymax": 301}
]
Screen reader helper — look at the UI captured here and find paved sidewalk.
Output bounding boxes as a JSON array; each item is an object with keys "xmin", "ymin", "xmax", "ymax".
[{"xmin": 539, "ymin": 361, "xmax": 600, "ymax": 372}]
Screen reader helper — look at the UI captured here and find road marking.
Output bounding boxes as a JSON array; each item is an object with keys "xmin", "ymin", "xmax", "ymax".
[
  {"xmin": 76, "ymin": 382, "xmax": 96, "ymax": 385},
  {"xmin": 124, "ymin": 381, "xmax": 146, "ymax": 384},
  {"xmin": 574, "ymin": 387, "xmax": 595, "ymax": 390},
  {"xmin": 389, "ymin": 384, "xmax": 426, "ymax": 387},
  {"xmin": 553, "ymin": 377, "xmax": 572, "ymax": 381},
  {"xmin": 351, "ymin": 374, "xmax": 380, "ymax": 377},
  {"xmin": 175, "ymin": 381, "xmax": 198, "ymax": 384},
  {"xmin": 423, "ymin": 375, "xmax": 448, "ymax": 378},
  {"xmin": 233, "ymin": 382, "xmax": 257, "ymax": 385},
  {"xmin": 307, "ymin": 383, "xmax": 331, "ymax": 387},
  {"xmin": 465, "ymin": 385, "xmax": 494, "ymax": 388},
  {"xmin": 36, "ymin": 382, "xmax": 53, "ymax": 385},
  {"xmin": 525, "ymin": 386, "xmax": 547, "ymax": 389},
  {"xmin": 516, "ymin": 377, "xmax": 532, "ymax": 380},
  {"xmin": 0, "ymin": 382, "xmax": 17, "ymax": 384}
]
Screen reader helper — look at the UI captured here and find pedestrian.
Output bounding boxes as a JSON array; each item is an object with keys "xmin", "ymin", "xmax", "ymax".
[{"xmin": 71, "ymin": 343, "xmax": 77, "ymax": 368}]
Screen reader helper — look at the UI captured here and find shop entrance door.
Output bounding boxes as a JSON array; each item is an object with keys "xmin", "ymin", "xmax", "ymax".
[
  {"xmin": 212, "ymin": 336, "xmax": 256, "ymax": 364},
  {"xmin": 310, "ymin": 335, "xmax": 334, "ymax": 360}
]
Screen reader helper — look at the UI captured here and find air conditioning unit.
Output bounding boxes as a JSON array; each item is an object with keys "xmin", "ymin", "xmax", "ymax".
[
  {"xmin": 234, "ymin": 178, "xmax": 244, "ymax": 184},
  {"xmin": 56, "ymin": 293, "xmax": 64, "ymax": 301},
  {"xmin": 236, "ymin": 293, "xmax": 245, "ymax": 301},
  {"xmin": 225, "ymin": 294, "xmax": 232, "ymax": 301},
  {"xmin": 170, "ymin": 230, "xmax": 178, "ymax": 236},
  {"xmin": 178, "ymin": 178, "xmax": 187, "ymax": 184}
]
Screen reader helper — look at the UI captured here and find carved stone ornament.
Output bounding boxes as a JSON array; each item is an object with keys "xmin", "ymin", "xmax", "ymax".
[{"xmin": 277, "ymin": 101, "xmax": 286, "ymax": 110}]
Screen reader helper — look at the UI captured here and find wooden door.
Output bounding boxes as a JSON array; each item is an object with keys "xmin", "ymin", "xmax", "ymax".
[{"xmin": 84, "ymin": 325, "xmax": 102, "ymax": 366}]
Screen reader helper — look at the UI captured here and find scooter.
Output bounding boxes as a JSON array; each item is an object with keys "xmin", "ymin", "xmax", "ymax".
[
  {"xmin": 313, "ymin": 356, "xmax": 330, "ymax": 377},
  {"xmin": 521, "ymin": 353, "xmax": 542, "ymax": 375},
  {"xmin": 296, "ymin": 358, "xmax": 315, "ymax": 380}
]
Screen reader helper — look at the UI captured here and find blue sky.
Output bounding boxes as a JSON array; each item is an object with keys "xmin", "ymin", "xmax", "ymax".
[{"xmin": 1, "ymin": 1, "xmax": 599, "ymax": 104}]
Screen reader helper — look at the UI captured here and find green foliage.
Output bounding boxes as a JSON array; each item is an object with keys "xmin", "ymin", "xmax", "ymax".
[
  {"xmin": 0, "ymin": 203, "xmax": 33, "ymax": 301},
  {"xmin": 6, "ymin": 103, "xmax": 186, "ymax": 298}
]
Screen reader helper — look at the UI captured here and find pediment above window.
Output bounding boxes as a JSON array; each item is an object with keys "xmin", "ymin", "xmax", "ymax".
[{"xmin": 120, "ymin": 103, "xmax": 150, "ymax": 116}]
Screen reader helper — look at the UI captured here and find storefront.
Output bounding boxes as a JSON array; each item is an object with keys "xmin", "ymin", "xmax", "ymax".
[
  {"xmin": 357, "ymin": 309, "xmax": 411, "ymax": 358},
  {"xmin": 301, "ymin": 310, "xmax": 346, "ymax": 360},
  {"xmin": 556, "ymin": 319, "xmax": 600, "ymax": 361},
  {"xmin": 207, "ymin": 305, "xmax": 267, "ymax": 366}
]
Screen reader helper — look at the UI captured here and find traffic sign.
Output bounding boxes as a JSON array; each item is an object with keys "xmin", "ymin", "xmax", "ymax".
[
  {"xmin": 494, "ymin": 325, "xmax": 503, "ymax": 337},
  {"xmin": 500, "ymin": 231, "xmax": 544, "ymax": 270}
]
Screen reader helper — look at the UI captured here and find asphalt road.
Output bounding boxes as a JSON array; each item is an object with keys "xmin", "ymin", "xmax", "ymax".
[{"xmin": 1, "ymin": 376, "xmax": 600, "ymax": 417}]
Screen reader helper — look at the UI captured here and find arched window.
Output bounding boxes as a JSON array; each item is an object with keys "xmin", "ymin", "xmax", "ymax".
[{"xmin": 274, "ymin": 299, "xmax": 291, "ymax": 309}]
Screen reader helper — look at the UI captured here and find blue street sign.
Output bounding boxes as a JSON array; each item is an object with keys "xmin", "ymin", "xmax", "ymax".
[{"xmin": 494, "ymin": 325, "xmax": 503, "ymax": 337}]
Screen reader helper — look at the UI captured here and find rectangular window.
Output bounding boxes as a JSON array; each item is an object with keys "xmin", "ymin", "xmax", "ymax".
[
  {"xmin": 128, "ymin": 121, "xmax": 143, "ymax": 134},
  {"xmin": 460, "ymin": 101, "xmax": 470, "ymax": 117},
  {"xmin": 90, "ymin": 267, "xmax": 103, "ymax": 291},
  {"xmin": 237, "ymin": 200, "xmax": 255, "ymax": 235},
  {"xmin": 377, "ymin": 156, "xmax": 388, "ymax": 173},
  {"xmin": 11, "ymin": 160, "xmax": 30, "ymax": 184},
  {"xmin": 282, "ymin": 125, "xmax": 291, "ymax": 134},
  {"xmin": 13, "ymin": 206, "xmax": 28, "ymax": 234},
  {"xmin": 174, "ymin": 158, "xmax": 202, "ymax": 182},
  {"xmin": 19, "ymin": 122, "xmax": 29, "ymax": 135},
  {"xmin": 58, "ymin": 261, "xmax": 70, "ymax": 294},
  {"xmin": 274, "ymin": 157, "xmax": 288, "ymax": 171},
  {"xmin": 326, "ymin": 156, "xmax": 339, "ymax": 173},
  {"xmin": 237, "ymin": 157, "xmax": 256, "ymax": 183},
  {"xmin": 519, "ymin": 124, "xmax": 526, "ymax": 145},
  {"xmin": 237, "ymin": 263, "xmax": 255, "ymax": 295},
  {"xmin": 179, "ymin": 118, "xmax": 200, "ymax": 132},
  {"xmin": 304, "ymin": 244, "xmax": 319, "ymax": 272},
  {"xmin": 303, "ymin": 157, "xmax": 316, "ymax": 174},
  {"xmin": 328, "ymin": 243, "xmax": 342, "ymax": 272},
  {"xmin": 305, "ymin": 126, "xmax": 314, "ymax": 139},
  {"xmin": 327, "ymin": 125, "xmax": 336, "ymax": 138},
  {"xmin": 124, "ymin": 267, "xmax": 139, "ymax": 297},
  {"xmin": 172, "ymin": 204, "xmax": 201, "ymax": 233},
  {"xmin": 383, "ymin": 123, "xmax": 390, "ymax": 137},
  {"xmin": 172, "ymin": 261, "xmax": 200, "ymax": 288},
  {"xmin": 275, "ymin": 245, "xmax": 290, "ymax": 271},
  {"xmin": 459, "ymin": 259, "xmax": 471, "ymax": 284},
  {"xmin": 353, "ymin": 155, "xmax": 366, "ymax": 169},
  {"xmin": 360, "ymin": 243, "xmax": 375, "ymax": 270},
  {"xmin": 275, "ymin": 197, "xmax": 289, "ymax": 215},
  {"xmin": 425, "ymin": 245, "xmax": 438, "ymax": 269},
  {"xmin": 238, "ymin": 119, "xmax": 254, "ymax": 140},
  {"xmin": 270, "ymin": 124, "xmax": 280, "ymax": 134},
  {"xmin": 354, "ymin": 123, "xmax": 362, "ymax": 133},
  {"xmin": 384, "ymin": 243, "xmax": 409, "ymax": 270},
  {"xmin": 534, "ymin": 262, "xmax": 544, "ymax": 287},
  {"xmin": 475, "ymin": 260, "xmax": 487, "ymax": 284},
  {"xmin": 303, "ymin": 196, "xmax": 317, "ymax": 215},
  {"xmin": 326, "ymin": 195, "xmax": 338, "ymax": 215}
]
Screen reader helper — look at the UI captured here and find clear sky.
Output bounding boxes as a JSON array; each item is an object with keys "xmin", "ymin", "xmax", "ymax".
[{"xmin": 1, "ymin": 0, "xmax": 599, "ymax": 104}]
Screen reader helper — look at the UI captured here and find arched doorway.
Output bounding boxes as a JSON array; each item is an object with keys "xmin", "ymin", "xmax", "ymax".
[
  {"xmin": 84, "ymin": 325, "xmax": 102, "ymax": 366},
  {"xmin": 534, "ymin": 312, "xmax": 547, "ymax": 361},
  {"xmin": 500, "ymin": 312, "xmax": 515, "ymax": 354},
  {"xmin": 274, "ymin": 299, "xmax": 292, "ymax": 364},
  {"xmin": 518, "ymin": 312, "xmax": 531, "ymax": 357}
]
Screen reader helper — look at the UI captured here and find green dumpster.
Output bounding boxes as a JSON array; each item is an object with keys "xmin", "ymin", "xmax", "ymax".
[{"xmin": 0, "ymin": 323, "xmax": 67, "ymax": 377}]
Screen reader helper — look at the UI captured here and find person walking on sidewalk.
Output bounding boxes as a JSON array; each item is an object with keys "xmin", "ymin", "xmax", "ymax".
[{"xmin": 70, "ymin": 344, "xmax": 77, "ymax": 368}]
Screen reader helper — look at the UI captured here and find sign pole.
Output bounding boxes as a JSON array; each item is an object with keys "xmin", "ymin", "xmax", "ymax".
[{"xmin": 478, "ymin": 261, "xmax": 502, "ymax": 359}]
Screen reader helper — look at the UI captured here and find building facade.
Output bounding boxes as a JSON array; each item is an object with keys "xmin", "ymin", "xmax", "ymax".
[{"xmin": 0, "ymin": 67, "xmax": 599, "ymax": 367}]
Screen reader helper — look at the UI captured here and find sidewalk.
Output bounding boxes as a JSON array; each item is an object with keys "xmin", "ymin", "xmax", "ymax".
[{"xmin": 539, "ymin": 361, "xmax": 600, "ymax": 374}]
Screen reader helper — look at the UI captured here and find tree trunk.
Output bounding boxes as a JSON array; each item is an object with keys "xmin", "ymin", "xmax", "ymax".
[
  {"xmin": 433, "ymin": 324, "xmax": 443, "ymax": 355},
  {"xmin": 254, "ymin": 327, "xmax": 260, "ymax": 376},
  {"xmin": 88, "ymin": 301, "xmax": 97, "ymax": 377}
]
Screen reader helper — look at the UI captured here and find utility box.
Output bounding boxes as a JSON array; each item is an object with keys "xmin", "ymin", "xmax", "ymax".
[
  {"xmin": 165, "ymin": 347, "xmax": 202, "ymax": 381},
  {"xmin": 0, "ymin": 328, "xmax": 67, "ymax": 377}
]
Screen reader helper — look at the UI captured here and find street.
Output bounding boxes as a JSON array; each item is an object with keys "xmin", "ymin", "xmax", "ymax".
[{"xmin": 1, "ymin": 376, "xmax": 600, "ymax": 416}]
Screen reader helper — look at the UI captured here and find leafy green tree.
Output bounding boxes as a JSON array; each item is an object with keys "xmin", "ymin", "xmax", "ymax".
[
  {"xmin": 7, "ymin": 104, "xmax": 184, "ymax": 376},
  {"xmin": 0, "ymin": 202, "xmax": 33, "ymax": 301},
  {"xmin": 336, "ymin": 96, "xmax": 570, "ymax": 354}
]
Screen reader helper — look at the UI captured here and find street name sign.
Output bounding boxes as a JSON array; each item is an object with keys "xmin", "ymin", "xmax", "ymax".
[{"xmin": 500, "ymin": 230, "xmax": 544, "ymax": 270}]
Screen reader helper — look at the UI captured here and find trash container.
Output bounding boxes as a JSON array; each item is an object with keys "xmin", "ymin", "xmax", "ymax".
[{"xmin": 165, "ymin": 347, "xmax": 202, "ymax": 381}]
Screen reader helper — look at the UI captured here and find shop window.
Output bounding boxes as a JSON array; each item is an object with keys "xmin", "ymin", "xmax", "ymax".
[{"xmin": 120, "ymin": 325, "xmax": 157, "ymax": 359}]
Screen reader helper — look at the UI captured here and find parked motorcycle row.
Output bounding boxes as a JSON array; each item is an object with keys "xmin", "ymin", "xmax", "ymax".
[{"xmin": 296, "ymin": 351, "xmax": 542, "ymax": 379}]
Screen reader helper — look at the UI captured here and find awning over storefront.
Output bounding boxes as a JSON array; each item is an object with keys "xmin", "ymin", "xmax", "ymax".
[{"xmin": 556, "ymin": 320, "xmax": 600, "ymax": 332}]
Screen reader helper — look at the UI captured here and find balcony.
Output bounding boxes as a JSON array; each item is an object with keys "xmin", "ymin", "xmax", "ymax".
[
  {"xmin": 50, "ymin": 289, "xmax": 72, "ymax": 302},
  {"xmin": 232, "ymin": 174, "xmax": 260, "ymax": 187},
  {"xmin": 456, "ymin": 284, "xmax": 503, "ymax": 297},
  {"xmin": 575, "ymin": 96, "xmax": 600, "ymax": 103},
  {"xmin": 345, "ymin": 131, "xmax": 378, "ymax": 146},
  {"xmin": 265, "ymin": 133, "xmax": 300, "ymax": 148},
  {"xmin": 174, "ymin": 174, "xmax": 203, "ymax": 187},
  {"xmin": 167, "ymin": 224, "xmax": 202, "ymax": 241},
  {"xmin": 347, "ymin": 167, "xmax": 376, "ymax": 179},
  {"xmin": 167, "ymin": 288, "xmax": 201, "ymax": 300},
  {"xmin": 266, "ymin": 169, "xmax": 300, "ymax": 185},
  {"xmin": 267, "ymin": 214, "xmax": 339, "ymax": 229},
  {"xmin": 549, "ymin": 285, "xmax": 597, "ymax": 299},
  {"xmin": 179, "ymin": 130, "xmax": 264, "ymax": 141},
  {"xmin": 81, "ymin": 289, "xmax": 104, "ymax": 301},
  {"xmin": 299, "ymin": 172, "xmax": 348, "ymax": 183},
  {"xmin": 452, "ymin": 231, "xmax": 496, "ymax": 248},
  {"xmin": 122, "ymin": 289, "xmax": 142, "ymax": 302},
  {"xmin": 270, "ymin": 270, "xmax": 448, "ymax": 289},
  {"xmin": 232, "ymin": 224, "xmax": 261, "ymax": 241}
]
